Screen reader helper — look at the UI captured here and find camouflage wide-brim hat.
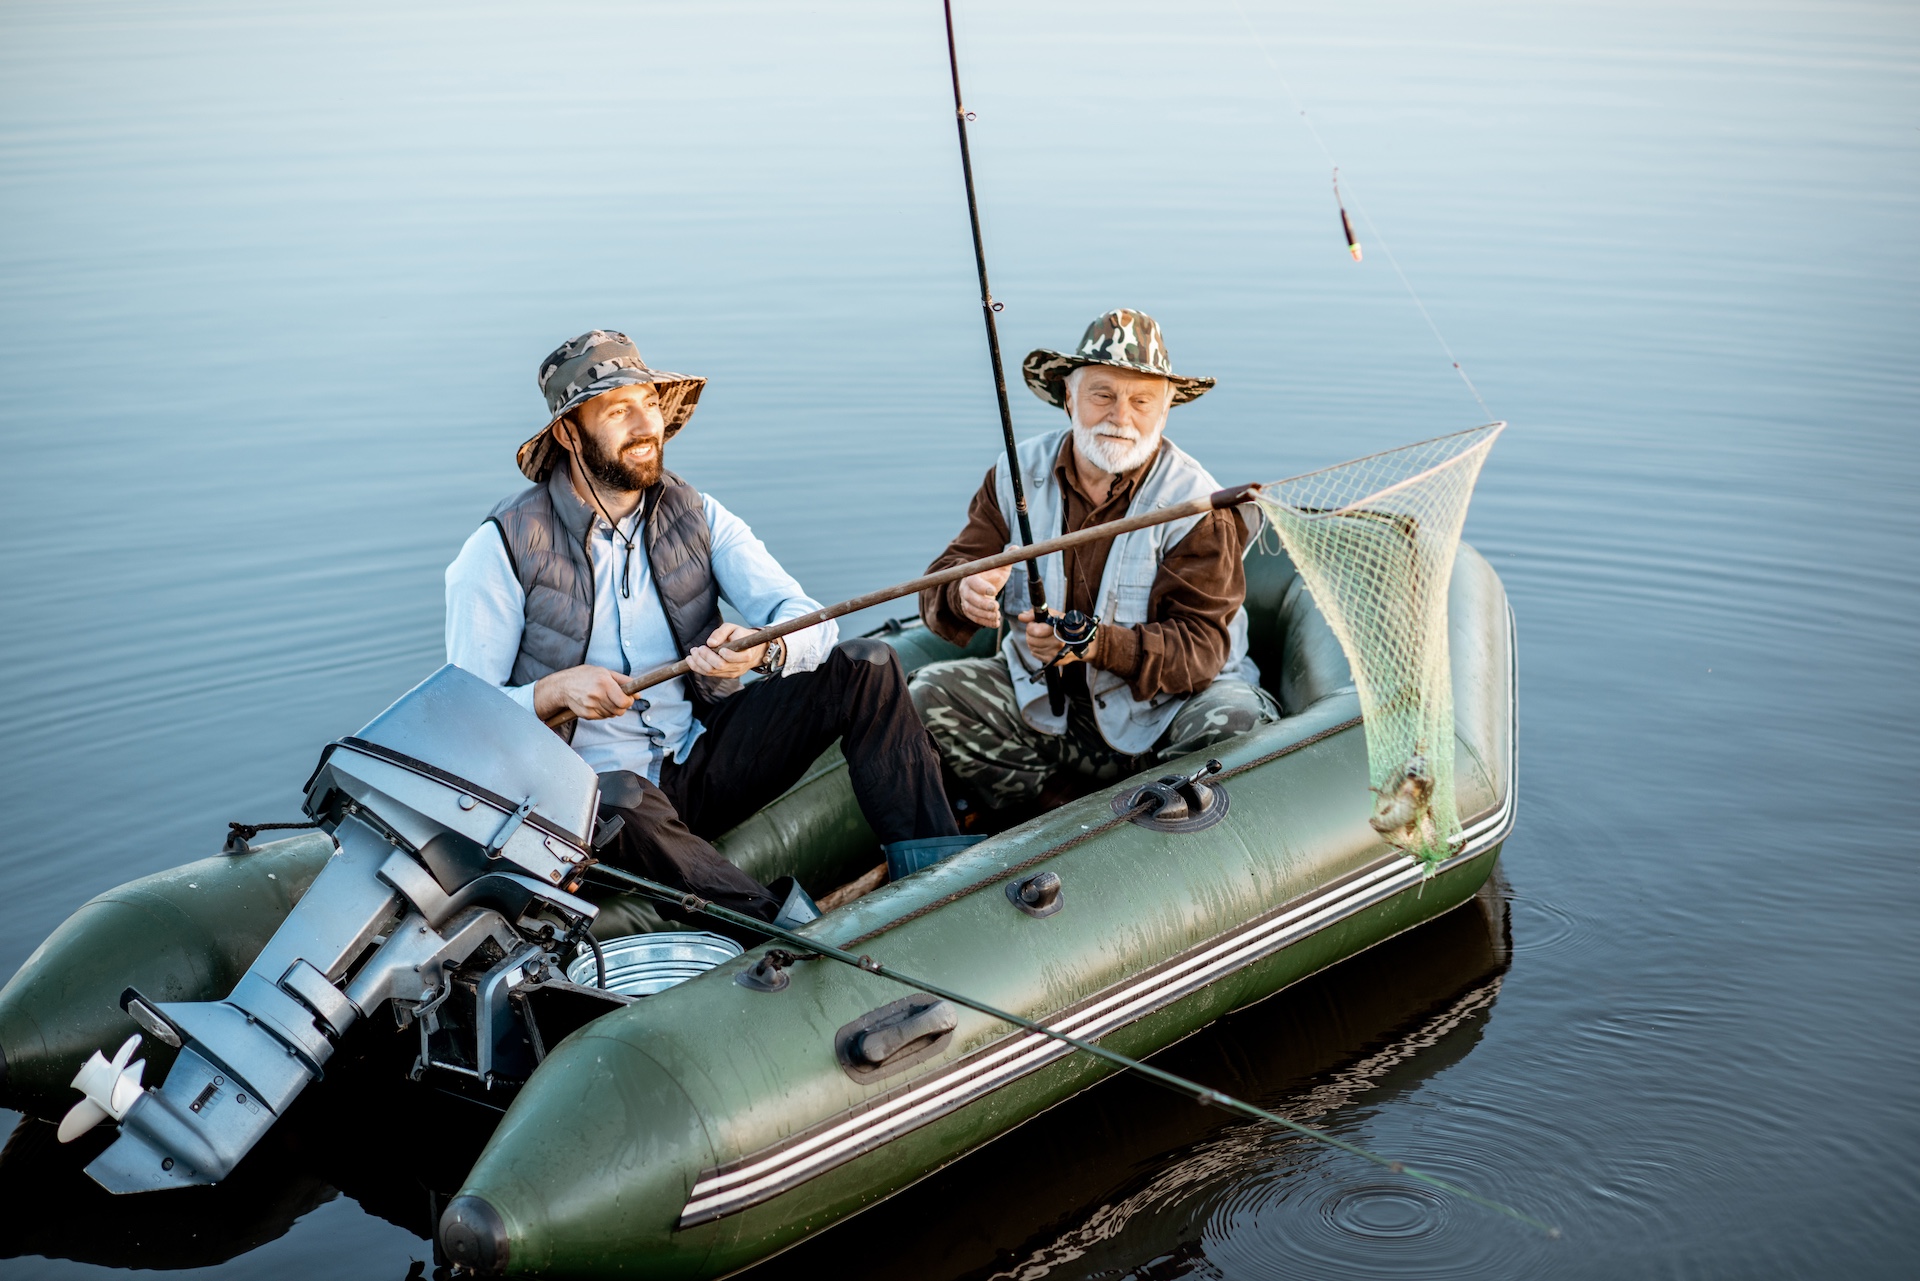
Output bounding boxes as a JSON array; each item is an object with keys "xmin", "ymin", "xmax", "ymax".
[
  {"xmin": 1022, "ymin": 308, "xmax": 1215, "ymax": 410},
  {"xmin": 516, "ymin": 329, "xmax": 708, "ymax": 482}
]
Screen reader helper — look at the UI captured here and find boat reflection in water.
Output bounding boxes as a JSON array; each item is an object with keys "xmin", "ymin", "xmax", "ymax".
[
  {"xmin": 0, "ymin": 1026, "xmax": 500, "ymax": 1272},
  {"xmin": 1, "ymin": 874, "xmax": 1508, "ymax": 1276},
  {"xmin": 744, "ymin": 873, "xmax": 1513, "ymax": 1281}
]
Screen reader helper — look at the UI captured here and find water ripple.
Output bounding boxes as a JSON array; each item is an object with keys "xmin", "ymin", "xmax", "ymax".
[
  {"xmin": 1200, "ymin": 1156, "xmax": 1540, "ymax": 1280},
  {"xmin": 1504, "ymin": 889, "xmax": 1600, "ymax": 959}
]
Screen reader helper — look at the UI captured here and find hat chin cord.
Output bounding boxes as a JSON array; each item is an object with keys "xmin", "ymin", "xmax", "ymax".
[{"xmin": 558, "ymin": 422, "xmax": 652, "ymax": 600}]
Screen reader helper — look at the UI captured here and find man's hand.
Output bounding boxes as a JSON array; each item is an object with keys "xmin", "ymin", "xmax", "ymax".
[
  {"xmin": 534, "ymin": 665, "xmax": 636, "ymax": 722},
  {"xmin": 687, "ymin": 622, "xmax": 767, "ymax": 680},
  {"xmin": 1017, "ymin": 609, "xmax": 1099, "ymax": 667},
  {"xmin": 958, "ymin": 565, "xmax": 1012, "ymax": 629}
]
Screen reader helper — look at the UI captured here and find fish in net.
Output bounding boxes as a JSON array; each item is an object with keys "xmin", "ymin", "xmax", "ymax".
[{"xmin": 1253, "ymin": 423, "xmax": 1505, "ymax": 868}]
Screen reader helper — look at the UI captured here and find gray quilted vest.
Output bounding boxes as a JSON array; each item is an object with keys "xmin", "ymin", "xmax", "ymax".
[{"xmin": 487, "ymin": 458, "xmax": 737, "ymax": 739}]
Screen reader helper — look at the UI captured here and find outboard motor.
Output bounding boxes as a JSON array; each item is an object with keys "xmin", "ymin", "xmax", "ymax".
[{"xmin": 66, "ymin": 666, "xmax": 605, "ymax": 1194}]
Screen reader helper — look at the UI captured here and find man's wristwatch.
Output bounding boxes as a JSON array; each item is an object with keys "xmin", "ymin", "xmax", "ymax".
[{"xmin": 753, "ymin": 636, "xmax": 787, "ymax": 675}]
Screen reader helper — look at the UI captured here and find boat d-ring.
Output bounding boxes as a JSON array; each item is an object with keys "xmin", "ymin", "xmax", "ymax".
[
  {"xmin": 1113, "ymin": 759, "xmax": 1230, "ymax": 833},
  {"xmin": 1005, "ymin": 870, "xmax": 1064, "ymax": 918},
  {"xmin": 736, "ymin": 949, "xmax": 797, "ymax": 993}
]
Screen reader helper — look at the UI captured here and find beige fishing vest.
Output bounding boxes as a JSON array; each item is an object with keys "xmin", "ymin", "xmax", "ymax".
[{"xmin": 996, "ymin": 429, "xmax": 1259, "ymax": 754}]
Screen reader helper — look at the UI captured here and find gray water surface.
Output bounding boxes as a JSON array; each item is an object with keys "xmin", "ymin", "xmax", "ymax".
[{"xmin": 1, "ymin": 1, "xmax": 1915, "ymax": 1276}]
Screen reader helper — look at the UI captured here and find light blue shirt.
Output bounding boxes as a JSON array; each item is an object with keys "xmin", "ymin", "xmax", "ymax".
[{"xmin": 445, "ymin": 492, "xmax": 836, "ymax": 782}]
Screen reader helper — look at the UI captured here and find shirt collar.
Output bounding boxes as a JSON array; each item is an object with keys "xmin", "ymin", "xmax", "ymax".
[{"xmin": 553, "ymin": 456, "xmax": 647, "ymax": 539}]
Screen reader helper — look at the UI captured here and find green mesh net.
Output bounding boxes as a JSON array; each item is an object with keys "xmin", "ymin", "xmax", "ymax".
[{"xmin": 1255, "ymin": 423, "xmax": 1504, "ymax": 867}]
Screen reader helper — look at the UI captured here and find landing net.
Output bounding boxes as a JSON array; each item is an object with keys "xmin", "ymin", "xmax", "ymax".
[{"xmin": 1255, "ymin": 423, "xmax": 1504, "ymax": 866}]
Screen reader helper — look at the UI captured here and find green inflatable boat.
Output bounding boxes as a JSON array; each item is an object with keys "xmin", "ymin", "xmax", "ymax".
[{"xmin": 0, "ymin": 540, "xmax": 1515, "ymax": 1278}]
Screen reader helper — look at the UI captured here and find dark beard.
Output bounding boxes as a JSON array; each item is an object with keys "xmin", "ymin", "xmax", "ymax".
[{"xmin": 576, "ymin": 429, "xmax": 663, "ymax": 493}]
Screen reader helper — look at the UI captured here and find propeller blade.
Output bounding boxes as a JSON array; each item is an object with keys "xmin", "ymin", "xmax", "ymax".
[
  {"xmin": 56, "ymin": 1097, "xmax": 109, "ymax": 1144},
  {"xmin": 110, "ymin": 1057, "xmax": 147, "ymax": 1115},
  {"xmin": 108, "ymin": 1033, "xmax": 140, "ymax": 1074}
]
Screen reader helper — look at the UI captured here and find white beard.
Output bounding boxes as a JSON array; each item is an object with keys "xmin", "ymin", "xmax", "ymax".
[{"xmin": 1071, "ymin": 418, "xmax": 1162, "ymax": 475}]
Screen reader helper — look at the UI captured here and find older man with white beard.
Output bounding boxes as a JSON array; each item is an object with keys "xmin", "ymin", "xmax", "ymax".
[{"xmin": 911, "ymin": 309, "xmax": 1278, "ymax": 821}]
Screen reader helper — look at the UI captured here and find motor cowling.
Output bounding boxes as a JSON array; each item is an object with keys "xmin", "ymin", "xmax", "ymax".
[{"xmin": 74, "ymin": 666, "xmax": 604, "ymax": 1193}]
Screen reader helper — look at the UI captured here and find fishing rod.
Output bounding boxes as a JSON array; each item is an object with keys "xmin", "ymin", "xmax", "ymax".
[
  {"xmin": 543, "ymin": 482, "xmax": 1263, "ymax": 729},
  {"xmin": 582, "ymin": 860, "xmax": 1559, "ymax": 1238},
  {"xmin": 941, "ymin": 0, "xmax": 1065, "ymax": 720},
  {"xmin": 540, "ymin": 419, "xmax": 1506, "ymax": 728}
]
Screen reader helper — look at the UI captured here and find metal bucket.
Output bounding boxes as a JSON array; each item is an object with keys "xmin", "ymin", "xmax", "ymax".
[{"xmin": 567, "ymin": 931, "xmax": 743, "ymax": 997}]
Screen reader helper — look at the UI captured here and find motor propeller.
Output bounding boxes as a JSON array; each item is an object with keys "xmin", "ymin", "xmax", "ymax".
[{"xmin": 57, "ymin": 1034, "xmax": 147, "ymax": 1144}]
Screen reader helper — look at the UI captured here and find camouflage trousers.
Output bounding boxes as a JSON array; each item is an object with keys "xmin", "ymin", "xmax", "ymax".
[{"xmin": 909, "ymin": 658, "xmax": 1281, "ymax": 810}]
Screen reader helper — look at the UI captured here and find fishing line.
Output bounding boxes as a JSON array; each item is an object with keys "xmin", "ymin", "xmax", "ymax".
[
  {"xmin": 942, "ymin": 0, "xmax": 1067, "ymax": 719},
  {"xmin": 1227, "ymin": 0, "xmax": 1494, "ymax": 421},
  {"xmin": 583, "ymin": 862, "xmax": 1560, "ymax": 1237}
]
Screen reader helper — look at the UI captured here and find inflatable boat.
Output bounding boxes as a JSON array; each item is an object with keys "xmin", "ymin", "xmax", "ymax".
[{"xmin": 0, "ymin": 540, "xmax": 1515, "ymax": 1277}]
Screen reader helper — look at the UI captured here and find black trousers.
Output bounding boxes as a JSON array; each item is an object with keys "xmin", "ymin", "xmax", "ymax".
[{"xmin": 594, "ymin": 638, "xmax": 957, "ymax": 923}]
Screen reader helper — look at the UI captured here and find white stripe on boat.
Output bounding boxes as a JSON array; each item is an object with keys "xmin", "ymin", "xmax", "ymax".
[{"xmin": 679, "ymin": 606, "xmax": 1517, "ymax": 1227}]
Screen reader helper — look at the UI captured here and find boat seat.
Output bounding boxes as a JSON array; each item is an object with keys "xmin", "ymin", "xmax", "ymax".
[{"xmin": 1242, "ymin": 541, "xmax": 1354, "ymax": 716}]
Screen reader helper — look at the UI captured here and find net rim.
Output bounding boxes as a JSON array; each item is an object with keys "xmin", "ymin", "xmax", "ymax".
[{"xmin": 1257, "ymin": 421, "xmax": 1506, "ymax": 520}]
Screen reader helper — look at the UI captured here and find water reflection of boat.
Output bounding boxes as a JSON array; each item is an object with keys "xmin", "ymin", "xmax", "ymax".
[
  {"xmin": 743, "ymin": 875, "xmax": 1511, "ymax": 1281},
  {"xmin": 0, "ymin": 1118, "xmax": 335, "ymax": 1271},
  {"xmin": 0, "ymin": 1075, "xmax": 487, "ymax": 1275},
  {"xmin": 0, "ymin": 542, "xmax": 1514, "ymax": 1278},
  {"xmin": 0, "ymin": 1033, "xmax": 497, "ymax": 1269}
]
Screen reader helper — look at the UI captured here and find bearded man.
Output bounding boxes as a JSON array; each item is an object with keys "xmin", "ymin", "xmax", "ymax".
[
  {"xmin": 911, "ymin": 309, "xmax": 1278, "ymax": 818},
  {"xmin": 445, "ymin": 330, "xmax": 963, "ymax": 925}
]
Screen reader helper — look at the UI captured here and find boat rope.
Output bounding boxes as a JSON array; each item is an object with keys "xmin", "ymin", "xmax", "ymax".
[
  {"xmin": 582, "ymin": 858, "xmax": 1558, "ymax": 1237},
  {"xmin": 843, "ymin": 712, "xmax": 1363, "ymax": 947},
  {"xmin": 1226, "ymin": 0, "xmax": 1494, "ymax": 422}
]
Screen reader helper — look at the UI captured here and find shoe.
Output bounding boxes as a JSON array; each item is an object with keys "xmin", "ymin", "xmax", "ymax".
[
  {"xmin": 766, "ymin": 876, "xmax": 821, "ymax": 930},
  {"xmin": 882, "ymin": 835, "xmax": 987, "ymax": 881}
]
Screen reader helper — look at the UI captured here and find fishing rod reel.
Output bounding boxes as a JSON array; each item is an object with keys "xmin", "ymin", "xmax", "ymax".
[
  {"xmin": 63, "ymin": 665, "xmax": 629, "ymax": 1194},
  {"xmin": 1037, "ymin": 608, "xmax": 1100, "ymax": 672}
]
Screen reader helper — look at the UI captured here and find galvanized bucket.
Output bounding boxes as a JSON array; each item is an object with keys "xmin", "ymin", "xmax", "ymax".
[{"xmin": 567, "ymin": 931, "xmax": 743, "ymax": 997}]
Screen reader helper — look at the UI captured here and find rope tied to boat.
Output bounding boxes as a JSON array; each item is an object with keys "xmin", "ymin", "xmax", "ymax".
[{"xmin": 582, "ymin": 860, "xmax": 1558, "ymax": 1238}]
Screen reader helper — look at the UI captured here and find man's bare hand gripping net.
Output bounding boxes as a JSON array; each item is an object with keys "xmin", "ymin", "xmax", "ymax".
[{"xmin": 1254, "ymin": 423, "xmax": 1505, "ymax": 867}]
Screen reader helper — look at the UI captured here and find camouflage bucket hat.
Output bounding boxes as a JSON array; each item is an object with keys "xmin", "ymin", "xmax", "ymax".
[
  {"xmin": 1021, "ymin": 309, "xmax": 1215, "ymax": 410},
  {"xmin": 516, "ymin": 329, "xmax": 708, "ymax": 482}
]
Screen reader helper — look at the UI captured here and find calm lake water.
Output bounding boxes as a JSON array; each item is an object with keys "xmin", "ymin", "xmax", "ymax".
[{"xmin": 1, "ymin": 0, "xmax": 1915, "ymax": 1276}]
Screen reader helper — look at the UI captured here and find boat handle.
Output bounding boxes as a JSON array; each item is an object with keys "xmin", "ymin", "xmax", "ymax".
[{"xmin": 854, "ymin": 1001, "xmax": 958, "ymax": 1066}]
